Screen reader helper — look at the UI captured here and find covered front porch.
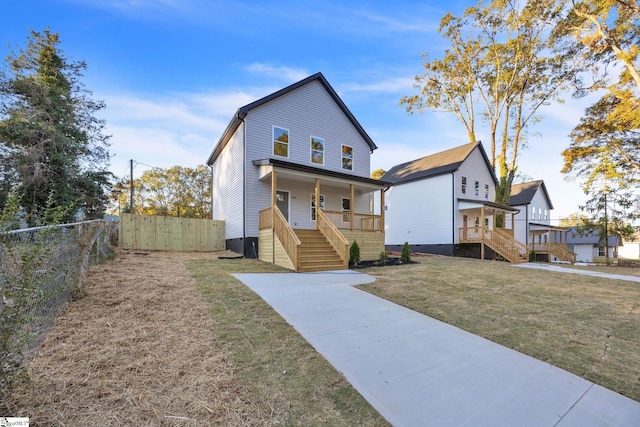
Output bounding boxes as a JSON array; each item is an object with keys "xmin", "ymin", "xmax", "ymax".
[
  {"xmin": 457, "ymin": 200, "xmax": 529, "ymax": 263},
  {"xmin": 529, "ymin": 225, "xmax": 576, "ymax": 263},
  {"xmin": 254, "ymin": 159, "xmax": 387, "ymax": 272}
]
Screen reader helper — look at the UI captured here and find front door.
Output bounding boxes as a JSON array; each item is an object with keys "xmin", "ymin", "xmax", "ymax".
[{"xmin": 276, "ymin": 191, "xmax": 289, "ymax": 222}]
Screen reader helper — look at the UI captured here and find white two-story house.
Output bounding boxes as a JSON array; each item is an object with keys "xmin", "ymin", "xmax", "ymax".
[
  {"xmin": 507, "ymin": 180, "xmax": 575, "ymax": 263},
  {"xmin": 207, "ymin": 73, "xmax": 388, "ymax": 272},
  {"xmin": 382, "ymin": 142, "xmax": 528, "ymax": 263}
]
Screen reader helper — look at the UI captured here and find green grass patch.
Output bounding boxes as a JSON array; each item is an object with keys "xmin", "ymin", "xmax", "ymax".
[
  {"xmin": 357, "ymin": 257, "xmax": 640, "ymax": 403},
  {"xmin": 184, "ymin": 257, "xmax": 389, "ymax": 426}
]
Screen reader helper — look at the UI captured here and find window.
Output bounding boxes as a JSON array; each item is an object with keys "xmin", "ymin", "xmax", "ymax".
[
  {"xmin": 461, "ymin": 176, "xmax": 467, "ymax": 194},
  {"xmin": 531, "ymin": 208, "xmax": 535, "ymax": 220},
  {"xmin": 474, "ymin": 181, "xmax": 479, "ymax": 197},
  {"xmin": 484, "ymin": 184, "xmax": 489, "ymax": 199},
  {"xmin": 484, "ymin": 218, "xmax": 489, "ymax": 227},
  {"xmin": 544, "ymin": 209, "xmax": 548, "ymax": 221},
  {"xmin": 598, "ymin": 246, "xmax": 606, "ymax": 257},
  {"xmin": 341, "ymin": 145, "xmax": 353, "ymax": 170},
  {"xmin": 311, "ymin": 136, "xmax": 324, "ymax": 165},
  {"xmin": 273, "ymin": 126, "xmax": 289, "ymax": 157},
  {"xmin": 310, "ymin": 193, "xmax": 325, "ymax": 220},
  {"xmin": 474, "ymin": 217, "xmax": 480, "ymax": 228},
  {"xmin": 538, "ymin": 208, "xmax": 542, "ymax": 220},
  {"xmin": 342, "ymin": 198, "xmax": 351, "ymax": 222},
  {"xmin": 567, "ymin": 245, "xmax": 574, "ymax": 252}
]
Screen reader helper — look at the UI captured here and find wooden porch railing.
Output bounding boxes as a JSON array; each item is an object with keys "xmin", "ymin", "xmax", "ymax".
[
  {"xmin": 531, "ymin": 242, "xmax": 576, "ymax": 263},
  {"xmin": 259, "ymin": 207, "xmax": 273, "ymax": 230},
  {"xmin": 322, "ymin": 210, "xmax": 382, "ymax": 232},
  {"xmin": 259, "ymin": 206, "xmax": 301, "ymax": 270},
  {"xmin": 550, "ymin": 243, "xmax": 576, "ymax": 263},
  {"xmin": 459, "ymin": 227, "xmax": 529, "ymax": 263},
  {"xmin": 317, "ymin": 209, "xmax": 349, "ymax": 268}
]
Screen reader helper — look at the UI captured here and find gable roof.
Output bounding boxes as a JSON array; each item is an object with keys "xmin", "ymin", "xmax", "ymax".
[
  {"xmin": 382, "ymin": 141, "xmax": 498, "ymax": 185},
  {"xmin": 206, "ymin": 72, "xmax": 377, "ymax": 165},
  {"xmin": 567, "ymin": 227, "xmax": 622, "ymax": 246},
  {"xmin": 509, "ymin": 180, "xmax": 554, "ymax": 209}
]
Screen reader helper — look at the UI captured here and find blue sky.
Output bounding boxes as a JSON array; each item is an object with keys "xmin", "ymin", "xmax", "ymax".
[{"xmin": 1, "ymin": 0, "xmax": 594, "ymax": 222}]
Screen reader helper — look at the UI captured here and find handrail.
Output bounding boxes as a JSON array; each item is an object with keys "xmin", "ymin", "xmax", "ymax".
[
  {"xmin": 317, "ymin": 209, "xmax": 349, "ymax": 268},
  {"xmin": 549, "ymin": 242, "xmax": 576, "ymax": 263},
  {"xmin": 272, "ymin": 206, "xmax": 301, "ymax": 271},
  {"xmin": 322, "ymin": 210, "xmax": 383, "ymax": 232},
  {"xmin": 459, "ymin": 227, "xmax": 529, "ymax": 263}
]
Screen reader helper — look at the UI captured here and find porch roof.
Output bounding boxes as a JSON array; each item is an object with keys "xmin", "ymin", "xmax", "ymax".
[
  {"xmin": 458, "ymin": 198, "xmax": 520, "ymax": 213},
  {"xmin": 529, "ymin": 222, "xmax": 567, "ymax": 232},
  {"xmin": 253, "ymin": 158, "xmax": 390, "ymax": 192}
]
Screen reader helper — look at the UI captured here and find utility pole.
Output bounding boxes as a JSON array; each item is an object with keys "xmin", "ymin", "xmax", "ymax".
[
  {"xmin": 130, "ymin": 159, "xmax": 134, "ymax": 215},
  {"xmin": 604, "ymin": 190, "xmax": 609, "ymax": 266}
]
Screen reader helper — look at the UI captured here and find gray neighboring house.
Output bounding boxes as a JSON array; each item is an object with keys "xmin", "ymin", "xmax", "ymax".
[
  {"xmin": 567, "ymin": 227, "xmax": 621, "ymax": 263},
  {"xmin": 206, "ymin": 73, "xmax": 388, "ymax": 270}
]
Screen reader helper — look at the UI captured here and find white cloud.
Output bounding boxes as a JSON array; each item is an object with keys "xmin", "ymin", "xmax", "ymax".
[
  {"xmin": 340, "ymin": 76, "xmax": 415, "ymax": 94},
  {"xmin": 244, "ymin": 63, "xmax": 310, "ymax": 83}
]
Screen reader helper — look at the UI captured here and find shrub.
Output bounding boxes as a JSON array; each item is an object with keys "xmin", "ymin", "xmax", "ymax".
[
  {"xmin": 349, "ymin": 241, "xmax": 360, "ymax": 266},
  {"xmin": 378, "ymin": 251, "xmax": 389, "ymax": 264},
  {"xmin": 400, "ymin": 242, "xmax": 411, "ymax": 263}
]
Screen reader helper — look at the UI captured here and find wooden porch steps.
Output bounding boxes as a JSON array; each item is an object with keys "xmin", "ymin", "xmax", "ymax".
[{"xmin": 294, "ymin": 229, "xmax": 346, "ymax": 272}]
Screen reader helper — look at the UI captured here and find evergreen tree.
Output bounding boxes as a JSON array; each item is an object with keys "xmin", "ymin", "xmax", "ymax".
[{"xmin": 0, "ymin": 29, "xmax": 112, "ymax": 224}]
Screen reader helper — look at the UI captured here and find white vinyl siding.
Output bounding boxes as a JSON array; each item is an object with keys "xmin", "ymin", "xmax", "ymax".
[
  {"xmin": 455, "ymin": 147, "xmax": 496, "ymax": 201},
  {"xmin": 385, "ymin": 174, "xmax": 454, "ymax": 246},
  {"xmin": 211, "ymin": 123, "xmax": 244, "ymax": 239}
]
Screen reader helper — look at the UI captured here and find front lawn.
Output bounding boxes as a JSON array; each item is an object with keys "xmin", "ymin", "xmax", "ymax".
[{"xmin": 357, "ymin": 256, "xmax": 640, "ymax": 403}]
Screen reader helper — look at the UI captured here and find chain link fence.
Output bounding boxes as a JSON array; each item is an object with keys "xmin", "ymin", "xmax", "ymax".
[{"xmin": 0, "ymin": 219, "xmax": 118, "ymax": 396}]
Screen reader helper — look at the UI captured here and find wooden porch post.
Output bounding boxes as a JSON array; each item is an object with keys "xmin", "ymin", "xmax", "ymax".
[
  {"xmin": 481, "ymin": 207, "xmax": 485, "ymax": 260},
  {"xmin": 315, "ymin": 178, "xmax": 320, "ymax": 230},
  {"xmin": 350, "ymin": 184, "xmax": 354, "ymax": 231},
  {"xmin": 271, "ymin": 170, "xmax": 277, "ymax": 263},
  {"xmin": 511, "ymin": 213, "xmax": 515, "ymax": 231},
  {"xmin": 380, "ymin": 189, "xmax": 385, "ymax": 233}
]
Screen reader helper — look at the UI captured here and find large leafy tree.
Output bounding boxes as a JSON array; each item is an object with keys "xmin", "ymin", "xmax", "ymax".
[
  {"xmin": 401, "ymin": 0, "xmax": 579, "ymax": 204},
  {"xmin": 559, "ymin": 0, "xmax": 640, "ymax": 240},
  {"xmin": 111, "ymin": 165, "xmax": 211, "ymax": 219},
  {"xmin": 561, "ymin": 0, "xmax": 640, "ymax": 192},
  {"xmin": 0, "ymin": 29, "xmax": 112, "ymax": 225}
]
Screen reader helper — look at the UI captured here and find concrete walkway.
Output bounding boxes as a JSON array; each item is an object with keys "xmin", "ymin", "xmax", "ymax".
[
  {"xmin": 514, "ymin": 262, "xmax": 640, "ymax": 283},
  {"xmin": 233, "ymin": 270, "xmax": 640, "ymax": 427}
]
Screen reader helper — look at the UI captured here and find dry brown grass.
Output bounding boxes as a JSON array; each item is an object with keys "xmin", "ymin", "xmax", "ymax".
[
  {"xmin": 8, "ymin": 250, "xmax": 264, "ymax": 426},
  {"xmin": 7, "ymin": 250, "xmax": 388, "ymax": 426},
  {"xmin": 358, "ymin": 256, "xmax": 640, "ymax": 403}
]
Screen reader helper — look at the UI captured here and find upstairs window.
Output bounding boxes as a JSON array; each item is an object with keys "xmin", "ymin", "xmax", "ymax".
[
  {"xmin": 531, "ymin": 208, "xmax": 535, "ymax": 220},
  {"xmin": 461, "ymin": 176, "xmax": 467, "ymax": 194},
  {"xmin": 342, "ymin": 145, "xmax": 353, "ymax": 170},
  {"xmin": 273, "ymin": 126, "xmax": 289, "ymax": 157},
  {"xmin": 474, "ymin": 181, "xmax": 479, "ymax": 197},
  {"xmin": 311, "ymin": 136, "xmax": 324, "ymax": 165},
  {"xmin": 484, "ymin": 184, "xmax": 489, "ymax": 199}
]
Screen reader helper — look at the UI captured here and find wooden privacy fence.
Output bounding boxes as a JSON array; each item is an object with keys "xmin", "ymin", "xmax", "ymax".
[{"xmin": 119, "ymin": 213, "xmax": 225, "ymax": 251}]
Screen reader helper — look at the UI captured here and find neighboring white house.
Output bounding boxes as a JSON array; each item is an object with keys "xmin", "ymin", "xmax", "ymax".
[
  {"xmin": 382, "ymin": 141, "xmax": 527, "ymax": 262},
  {"xmin": 206, "ymin": 72, "xmax": 387, "ymax": 270},
  {"xmin": 567, "ymin": 227, "xmax": 621, "ymax": 263},
  {"xmin": 620, "ymin": 233, "xmax": 640, "ymax": 259},
  {"xmin": 507, "ymin": 180, "xmax": 575, "ymax": 263}
]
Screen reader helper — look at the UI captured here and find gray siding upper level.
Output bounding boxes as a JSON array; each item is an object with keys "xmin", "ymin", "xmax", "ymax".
[{"xmin": 245, "ymin": 80, "xmax": 372, "ymax": 178}]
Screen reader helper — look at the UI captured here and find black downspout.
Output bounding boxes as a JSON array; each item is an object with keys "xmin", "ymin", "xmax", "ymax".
[
  {"xmin": 452, "ymin": 172, "xmax": 456, "ymax": 254},
  {"xmin": 240, "ymin": 112, "xmax": 247, "ymax": 257}
]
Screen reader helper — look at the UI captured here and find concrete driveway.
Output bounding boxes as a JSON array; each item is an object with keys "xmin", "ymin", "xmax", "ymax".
[{"xmin": 233, "ymin": 270, "xmax": 640, "ymax": 427}]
